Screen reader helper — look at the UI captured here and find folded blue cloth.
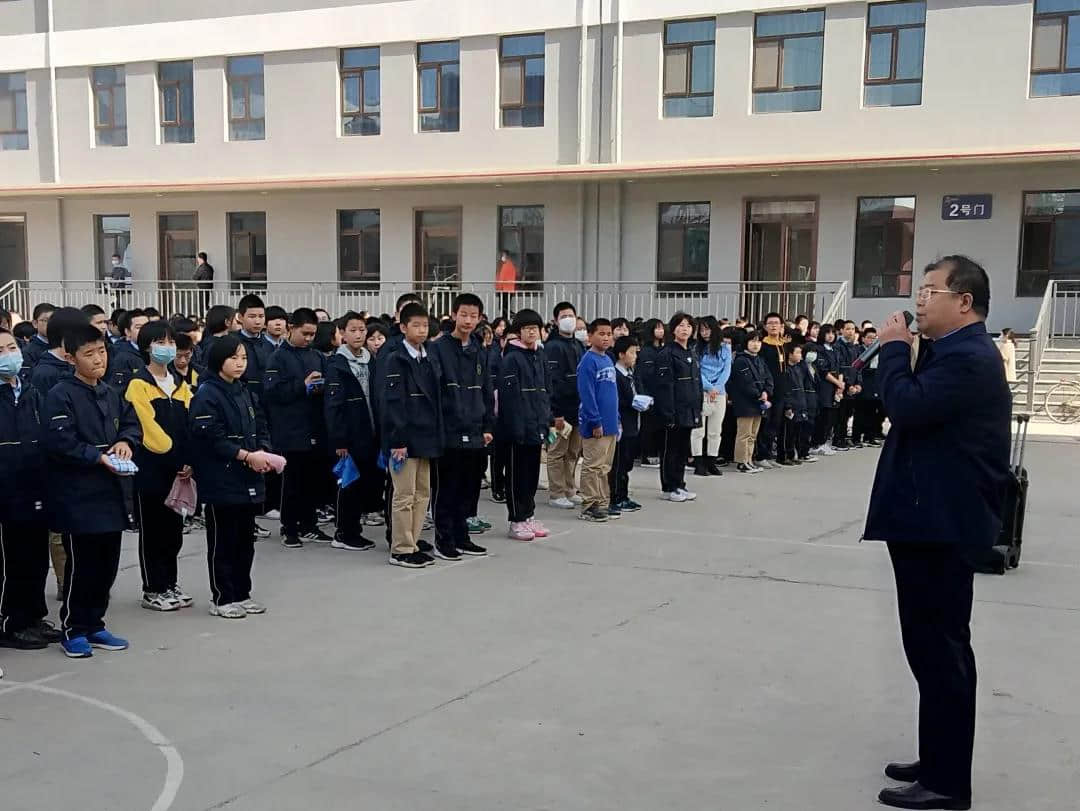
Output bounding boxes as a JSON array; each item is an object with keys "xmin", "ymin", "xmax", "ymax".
[{"xmin": 333, "ymin": 454, "xmax": 360, "ymax": 489}]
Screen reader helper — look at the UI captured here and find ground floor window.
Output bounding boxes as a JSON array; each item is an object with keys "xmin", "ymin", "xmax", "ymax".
[
  {"xmin": 95, "ymin": 215, "xmax": 132, "ymax": 281},
  {"xmin": 497, "ymin": 206, "xmax": 544, "ymax": 288},
  {"xmin": 415, "ymin": 208, "xmax": 461, "ymax": 286},
  {"xmin": 338, "ymin": 209, "xmax": 380, "ymax": 285},
  {"xmin": 657, "ymin": 202, "xmax": 710, "ymax": 292},
  {"xmin": 1019, "ymin": 190, "xmax": 1080, "ymax": 297},
  {"xmin": 0, "ymin": 214, "xmax": 27, "ymax": 286},
  {"xmin": 853, "ymin": 196, "xmax": 916, "ymax": 298},
  {"xmin": 228, "ymin": 212, "xmax": 267, "ymax": 283}
]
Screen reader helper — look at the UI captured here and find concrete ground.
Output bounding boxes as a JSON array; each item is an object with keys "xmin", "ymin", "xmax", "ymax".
[{"xmin": 2, "ymin": 441, "xmax": 1079, "ymax": 811}]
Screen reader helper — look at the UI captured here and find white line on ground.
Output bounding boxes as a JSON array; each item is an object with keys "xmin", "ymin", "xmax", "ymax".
[{"xmin": 0, "ymin": 671, "xmax": 72, "ymax": 697}]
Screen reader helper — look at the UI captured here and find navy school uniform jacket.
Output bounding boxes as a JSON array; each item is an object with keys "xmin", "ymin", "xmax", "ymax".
[
  {"xmin": 615, "ymin": 366, "xmax": 640, "ymax": 439},
  {"xmin": 497, "ymin": 341, "xmax": 551, "ymax": 446},
  {"xmin": 107, "ymin": 339, "xmax": 146, "ymax": 392},
  {"xmin": 782, "ymin": 364, "xmax": 812, "ymax": 423},
  {"xmin": 835, "ymin": 338, "xmax": 863, "ymax": 388},
  {"xmin": 21, "ymin": 334, "xmax": 49, "ymax": 370},
  {"xmin": 635, "ymin": 343, "xmax": 663, "ymax": 398},
  {"xmin": 727, "ymin": 351, "xmax": 775, "ymax": 418},
  {"xmin": 124, "ymin": 367, "xmax": 193, "ymax": 496},
  {"xmin": 544, "ymin": 332, "xmax": 585, "ymax": 426},
  {"xmin": 798, "ymin": 358, "xmax": 819, "ymax": 418},
  {"xmin": 263, "ymin": 342, "xmax": 327, "ymax": 453},
  {"xmin": 381, "ymin": 344, "xmax": 443, "ymax": 459},
  {"xmin": 814, "ymin": 342, "xmax": 842, "ymax": 410},
  {"xmin": 238, "ymin": 331, "xmax": 271, "ymax": 403},
  {"xmin": 863, "ymin": 322, "xmax": 1011, "ymax": 549},
  {"xmin": 653, "ymin": 342, "xmax": 704, "ymax": 429},
  {"xmin": 0, "ymin": 380, "xmax": 48, "ymax": 524},
  {"xmin": 324, "ymin": 349, "xmax": 378, "ymax": 463},
  {"xmin": 857, "ymin": 354, "xmax": 881, "ymax": 400},
  {"xmin": 42, "ymin": 376, "xmax": 142, "ymax": 534},
  {"xmin": 189, "ymin": 375, "xmax": 271, "ymax": 506},
  {"xmin": 428, "ymin": 333, "xmax": 495, "ymax": 451},
  {"xmin": 29, "ymin": 350, "xmax": 73, "ymax": 399}
]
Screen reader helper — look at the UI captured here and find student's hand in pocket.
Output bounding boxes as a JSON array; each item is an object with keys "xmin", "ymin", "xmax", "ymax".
[{"xmin": 108, "ymin": 441, "xmax": 133, "ymax": 461}]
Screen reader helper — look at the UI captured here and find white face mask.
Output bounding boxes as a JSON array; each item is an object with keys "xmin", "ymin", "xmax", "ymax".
[
  {"xmin": 574, "ymin": 329, "xmax": 588, "ymax": 343},
  {"xmin": 805, "ymin": 351, "xmax": 818, "ymax": 363},
  {"xmin": 558, "ymin": 316, "xmax": 576, "ymax": 334}
]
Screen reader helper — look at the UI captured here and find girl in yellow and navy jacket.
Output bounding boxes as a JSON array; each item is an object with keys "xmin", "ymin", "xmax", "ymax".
[{"xmin": 125, "ymin": 321, "xmax": 194, "ymax": 613}]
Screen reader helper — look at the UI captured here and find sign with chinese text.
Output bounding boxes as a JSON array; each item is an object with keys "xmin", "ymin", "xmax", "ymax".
[{"xmin": 941, "ymin": 195, "xmax": 992, "ymax": 221}]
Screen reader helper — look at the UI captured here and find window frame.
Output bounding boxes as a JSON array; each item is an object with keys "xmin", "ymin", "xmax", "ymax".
[
  {"xmin": 863, "ymin": 3, "xmax": 926, "ymax": 89},
  {"xmin": 497, "ymin": 205, "xmax": 545, "ymax": 286},
  {"xmin": 752, "ymin": 10, "xmax": 826, "ymax": 95},
  {"xmin": 337, "ymin": 208, "xmax": 382, "ymax": 284},
  {"xmin": 852, "ymin": 195, "xmax": 917, "ymax": 299},
  {"xmin": 1030, "ymin": 5, "xmax": 1080, "ymax": 77},
  {"xmin": 414, "ymin": 207, "xmax": 463, "ymax": 285},
  {"xmin": 499, "ymin": 34, "xmax": 545, "ymax": 128},
  {"xmin": 91, "ymin": 66, "xmax": 127, "ymax": 147},
  {"xmin": 662, "ymin": 18, "xmax": 716, "ymax": 112},
  {"xmin": 656, "ymin": 201, "xmax": 712, "ymax": 292},
  {"xmin": 416, "ymin": 41, "xmax": 460, "ymax": 132},
  {"xmin": 227, "ymin": 211, "xmax": 267, "ymax": 283},
  {"xmin": 0, "ymin": 72, "xmax": 29, "ymax": 150},
  {"xmin": 226, "ymin": 56, "xmax": 265, "ymax": 141},
  {"xmin": 94, "ymin": 214, "xmax": 132, "ymax": 282},
  {"xmin": 158, "ymin": 61, "xmax": 194, "ymax": 143},
  {"xmin": 340, "ymin": 47, "xmax": 381, "ymax": 136},
  {"xmin": 1017, "ymin": 188, "xmax": 1080, "ymax": 297},
  {"xmin": 0, "ymin": 213, "xmax": 28, "ymax": 284}
]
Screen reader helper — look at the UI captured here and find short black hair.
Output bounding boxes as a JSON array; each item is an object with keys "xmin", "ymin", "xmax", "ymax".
[
  {"xmin": 170, "ymin": 317, "xmax": 197, "ymax": 334},
  {"xmin": 205, "ymin": 305, "xmax": 236, "ymax": 335},
  {"xmin": 0, "ymin": 307, "xmax": 10, "ymax": 328},
  {"xmin": 32, "ymin": 302, "xmax": 56, "ymax": 320},
  {"xmin": 927, "ymin": 255, "xmax": 991, "ymax": 319},
  {"xmin": 764, "ymin": 312, "xmax": 783, "ymax": 324},
  {"xmin": 118, "ymin": 308, "xmax": 146, "ymax": 335},
  {"xmin": 553, "ymin": 301, "xmax": 576, "ymax": 319},
  {"xmin": 289, "ymin": 307, "xmax": 319, "ymax": 328},
  {"xmin": 313, "ymin": 322, "xmax": 338, "ymax": 353},
  {"xmin": 512, "ymin": 308, "xmax": 545, "ymax": 332},
  {"xmin": 237, "ymin": 294, "xmax": 265, "ymax": 314},
  {"xmin": 265, "ymin": 305, "xmax": 288, "ymax": 323},
  {"xmin": 588, "ymin": 318, "xmax": 612, "ymax": 333},
  {"xmin": 63, "ymin": 323, "xmax": 106, "ymax": 356},
  {"xmin": 314, "ymin": 308, "xmax": 330, "ymax": 319},
  {"xmin": 862, "ymin": 326, "xmax": 877, "ymax": 337},
  {"xmin": 784, "ymin": 342, "xmax": 803, "ymax": 359},
  {"xmin": 819, "ymin": 323, "xmax": 836, "ymax": 340},
  {"xmin": 207, "ymin": 334, "xmax": 244, "ymax": 374},
  {"xmin": 365, "ymin": 321, "xmax": 388, "ymax": 340},
  {"xmin": 13, "ymin": 322, "xmax": 35, "ymax": 341},
  {"xmin": 613, "ymin": 335, "xmax": 638, "ymax": 358},
  {"xmin": 137, "ymin": 320, "xmax": 177, "ymax": 361},
  {"xmin": 399, "ymin": 302, "xmax": 429, "ymax": 325},
  {"xmin": 339, "ymin": 311, "xmax": 366, "ymax": 329},
  {"xmin": 395, "ymin": 293, "xmax": 422, "ymax": 312},
  {"xmin": 110, "ymin": 308, "xmax": 126, "ymax": 324},
  {"xmin": 452, "ymin": 292, "xmax": 484, "ymax": 314},
  {"xmin": 197, "ymin": 251, "xmax": 208, "ymax": 261},
  {"xmin": 175, "ymin": 332, "xmax": 194, "ymax": 352},
  {"xmin": 611, "ymin": 317, "xmax": 630, "ymax": 330},
  {"xmin": 745, "ymin": 329, "xmax": 763, "ymax": 343},
  {"xmin": 842, "ymin": 319, "xmax": 857, "ymax": 329},
  {"xmin": 46, "ymin": 307, "xmax": 90, "ymax": 349},
  {"xmin": 80, "ymin": 303, "xmax": 106, "ymax": 318},
  {"xmin": 143, "ymin": 307, "xmax": 161, "ymax": 319}
]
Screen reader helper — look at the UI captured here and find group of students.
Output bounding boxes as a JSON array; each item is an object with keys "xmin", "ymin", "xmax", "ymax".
[{"xmin": 0, "ymin": 294, "xmax": 883, "ymax": 660}]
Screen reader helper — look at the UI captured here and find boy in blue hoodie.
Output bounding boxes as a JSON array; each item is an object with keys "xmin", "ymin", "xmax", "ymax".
[{"xmin": 576, "ymin": 318, "xmax": 619, "ymax": 523}]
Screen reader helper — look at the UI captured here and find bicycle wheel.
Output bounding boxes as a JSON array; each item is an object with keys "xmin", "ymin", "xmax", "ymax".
[{"xmin": 1044, "ymin": 381, "xmax": 1080, "ymax": 424}]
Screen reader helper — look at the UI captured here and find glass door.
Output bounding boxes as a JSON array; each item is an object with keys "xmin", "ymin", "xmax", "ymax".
[{"xmin": 158, "ymin": 213, "xmax": 199, "ymax": 314}]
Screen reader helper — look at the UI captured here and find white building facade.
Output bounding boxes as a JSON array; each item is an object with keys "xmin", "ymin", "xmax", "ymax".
[{"xmin": 1, "ymin": 0, "xmax": 1079, "ymax": 326}]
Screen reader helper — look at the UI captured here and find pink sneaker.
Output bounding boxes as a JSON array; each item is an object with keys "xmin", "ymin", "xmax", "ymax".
[
  {"xmin": 507, "ymin": 521, "xmax": 535, "ymax": 541},
  {"xmin": 525, "ymin": 518, "xmax": 549, "ymax": 538}
]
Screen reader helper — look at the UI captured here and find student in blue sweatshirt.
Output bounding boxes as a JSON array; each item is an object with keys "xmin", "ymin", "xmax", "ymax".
[
  {"xmin": 576, "ymin": 318, "xmax": 620, "ymax": 523},
  {"xmin": 691, "ymin": 318, "xmax": 732, "ymax": 477}
]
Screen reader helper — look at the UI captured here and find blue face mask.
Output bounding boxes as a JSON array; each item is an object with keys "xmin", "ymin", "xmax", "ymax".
[
  {"xmin": 0, "ymin": 350, "xmax": 23, "ymax": 379},
  {"xmin": 150, "ymin": 344, "xmax": 177, "ymax": 366}
]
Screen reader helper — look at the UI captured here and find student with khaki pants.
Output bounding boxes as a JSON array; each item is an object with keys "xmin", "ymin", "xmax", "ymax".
[
  {"xmin": 545, "ymin": 302, "xmax": 586, "ymax": 508},
  {"xmin": 576, "ymin": 318, "xmax": 620, "ymax": 522},
  {"xmin": 579, "ymin": 435, "xmax": 616, "ymax": 515},
  {"xmin": 735, "ymin": 416, "xmax": 762, "ymax": 465},
  {"xmin": 390, "ymin": 457, "xmax": 431, "ymax": 557}
]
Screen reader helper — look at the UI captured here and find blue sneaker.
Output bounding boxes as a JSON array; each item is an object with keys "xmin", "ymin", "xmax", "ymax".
[
  {"xmin": 61, "ymin": 636, "xmax": 93, "ymax": 658},
  {"xmin": 87, "ymin": 630, "xmax": 129, "ymax": 651}
]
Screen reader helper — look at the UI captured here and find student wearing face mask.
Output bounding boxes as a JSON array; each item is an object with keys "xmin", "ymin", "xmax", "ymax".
[
  {"xmin": 544, "ymin": 302, "xmax": 586, "ymax": 510},
  {"xmin": 125, "ymin": 321, "xmax": 195, "ymax": 612},
  {"xmin": 108, "ymin": 253, "xmax": 132, "ymax": 308}
]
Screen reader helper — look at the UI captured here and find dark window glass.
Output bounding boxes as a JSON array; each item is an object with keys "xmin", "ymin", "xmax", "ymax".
[
  {"xmin": 92, "ymin": 66, "xmax": 127, "ymax": 147},
  {"xmin": 1031, "ymin": 2, "xmax": 1080, "ymax": 97},
  {"xmin": 0, "ymin": 215, "xmax": 28, "ymax": 285},
  {"xmin": 159, "ymin": 61, "xmax": 194, "ymax": 143},
  {"xmin": 0, "ymin": 72, "xmax": 29, "ymax": 151},
  {"xmin": 663, "ymin": 19, "xmax": 715, "ymax": 118},
  {"xmin": 338, "ymin": 209, "xmax": 381, "ymax": 283},
  {"xmin": 1018, "ymin": 190, "xmax": 1080, "ymax": 295},
  {"xmin": 753, "ymin": 11, "xmax": 825, "ymax": 113},
  {"xmin": 500, "ymin": 35, "xmax": 545, "ymax": 128},
  {"xmin": 415, "ymin": 209, "xmax": 461, "ymax": 284},
  {"xmin": 657, "ymin": 203, "xmax": 710, "ymax": 291},
  {"xmin": 498, "ymin": 206, "xmax": 544, "ymax": 285},
  {"xmin": 853, "ymin": 196, "xmax": 916, "ymax": 298},
  {"xmin": 228, "ymin": 212, "xmax": 267, "ymax": 282},
  {"xmin": 95, "ymin": 215, "xmax": 132, "ymax": 281},
  {"xmin": 227, "ymin": 55, "xmax": 265, "ymax": 141},
  {"xmin": 341, "ymin": 47, "xmax": 381, "ymax": 135}
]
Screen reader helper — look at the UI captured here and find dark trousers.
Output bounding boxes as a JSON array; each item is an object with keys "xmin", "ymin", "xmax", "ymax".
[
  {"xmin": 660, "ymin": 426, "xmax": 690, "ymax": 493},
  {"xmin": 853, "ymin": 400, "xmax": 885, "ymax": 443},
  {"xmin": 834, "ymin": 397, "xmax": 856, "ymax": 445},
  {"xmin": 433, "ymin": 448, "xmax": 485, "ymax": 551},
  {"xmin": 719, "ymin": 402, "xmax": 737, "ymax": 462},
  {"xmin": 281, "ymin": 450, "xmax": 324, "ymax": 534},
  {"xmin": 755, "ymin": 398, "xmax": 784, "ymax": 461},
  {"xmin": 507, "ymin": 442, "xmax": 541, "ymax": 523},
  {"xmin": 0, "ymin": 520, "xmax": 49, "ymax": 633},
  {"xmin": 608, "ymin": 435, "xmax": 638, "ymax": 504},
  {"xmin": 813, "ymin": 408, "xmax": 837, "ymax": 447},
  {"xmin": 335, "ymin": 455, "xmax": 383, "ymax": 541},
  {"xmin": 779, "ymin": 417, "xmax": 798, "ymax": 461},
  {"xmin": 491, "ymin": 440, "xmax": 509, "ymax": 498},
  {"xmin": 796, "ymin": 419, "xmax": 813, "ymax": 458},
  {"xmin": 888, "ymin": 542, "xmax": 977, "ymax": 801},
  {"xmin": 206, "ymin": 503, "xmax": 257, "ymax": 607},
  {"xmin": 263, "ymin": 470, "xmax": 282, "ymax": 513},
  {"xmin": 60, "ymin": 531, "xmax": 122, "ymax": 640},
  {"xmin": 638, "ymin": 412, "xmax": 662, "ymax": 462},
  {"xmin": 136, "ymin": 491, "xmax": 184, "ymax": 594}
]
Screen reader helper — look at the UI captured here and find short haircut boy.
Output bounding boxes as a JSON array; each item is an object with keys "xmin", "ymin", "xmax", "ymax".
[
  {"xmin": 452, "ymin": 293, "xmax": 484, "ymax": 314},
  {"xmin": 339, "ymin": 311, "xmax": 365, "ymax": 328},
  {"xmin": 237, "ymin": 294, "xmax": 265, "ymax": 314},
  {"xmin": 63, "ymin": 323, "xmax": 107, "ymax": 357},
  {"xmin": 265, "ymin": 305, "xmax": 288, "ymax": 323},
  {"xmin": 399, "ymin": 302, "xmax": 429, "ymax": 325},
  {"xmin": 613, "ymin": 335, "xmax": 638, "ymax": 359},
  {"xmin": 117, "ymin": 309, "xmax": 146, "ymax": 335},
  {"xmin": 512, "ymin": 308, "xmax": 545, "ymax": 332},
  {"xmin": 33, "ymin": 302, "xmax": 56, "ymax": 321},
  {"xmin": 46, "ymin": 307, "xmax": 90, "ymax": 349},
  {"xmin": 80, "ymin": 304, "xmax": 106, "ymax": 318},
  {"xmin": 395, "ymin": 293, "xmax": 422, "ymax": 312},
  {"xmin": 553, "ymin": 301, "xmax": 576, "ymax": 319},
  {"xmin": 588, "ymin": 317, "xmax": 612, "ymax": 333},
  {"xmin": 289, "ymin": 307, "xmax": 319, "ymax": 328},
  {"xmin": 174, "ymin": 332, "xmax": 194, "ymax": 352}
]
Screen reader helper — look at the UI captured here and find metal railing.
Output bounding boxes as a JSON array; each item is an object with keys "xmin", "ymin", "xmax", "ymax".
[
  {"xmin": 1025, "ymin": 280, "xmax": 1056, "ymax": 413},
  {"xmin": 0, "ymin": 278, "xmax": 849, "ymax": 324}
]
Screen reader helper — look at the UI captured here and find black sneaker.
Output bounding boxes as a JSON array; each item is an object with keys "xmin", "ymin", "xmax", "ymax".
[
  {"xmin": 578, "ymin": 505, "xmax": 609, "ymax": 523},
  {"xmin": 414, "ymin": 551, "xmax": 436, "ymax": 567},
  {"xmin": 417, "ymin": 539, "xmax": 434, "ymax": 554},
  {"xmin": 433, "ymin": 546, "xmax": 462, "ymax": 561},
  {"xmin": 389, "ymin": 552, "xmax": 425, "ymax": 569},
  {"xmin": 282, "ymin": 535, "xmax": 304, "ymax": 549},
  {"xmin": 777, "ymin": 459, "xmax": 796, "ymax": 467},
  {"xmin": 254, "ymin": 522, "xmax": 271, "ymax": 539},
  {"xmin": 331, "ymin": 535, "xmax": 375, "ymax": 551},
  {"xmin": 0, "ymin": 627, "xmax": 50, "ymax": 650},
  {"xmin": 456, "ymin": 539, "xmax": 488, "ymax": 557},
  {"xmin": 35, "ymin": 620, "xmax": 63, "ymax": 643},
  {"xmin": 706, "ymin": 458, "xmax": 724, "ymax": 476},
  {"xmin": 299, "ymin": 528, "xmax": 333, "ymax": 544},
  {"xmin": 867, "ymin": 439, "xmax": 883, "ymax": 447},
  {"xmin": 491, "ymin": 491, "xmax": 507, "ymax": 504},
  {"xmin": 607, "ymin": 504, "xmax": 622, "ymax": 519},
  {"xmin": 617, "ymin": 499, "xmax": 643, "ymax": 512}
]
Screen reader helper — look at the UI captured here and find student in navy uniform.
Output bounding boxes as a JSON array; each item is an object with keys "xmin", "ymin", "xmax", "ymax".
[
  {"xmin": 29, "ymin": 307, "xmax": 86, "ymax": 397},
  {"xmin": 852, "ymin": 327, "xmax": 885, "ymax": 447},
  {"xmin": 43, "ymin": 323, "xmax": 142, "ymax": 658},
  {"xmin": 263, "ymin": 306, "xmax": 288, "ymax": 352},
  {"xmin": 125, "ymin": 321, "xmax": 194, "ymax": 613},
  {"xmin": 545, "ymin": 302, "xmax": 586, "ymax": 509},
  {"xmin": 263, "ymin": 307, "xmax": 331, "ymax": 548},
  {"xmin": 497, "ymin": 309, "xmax": 552, "ymax": 542},
  {"xmin": 635, "ymin": 318, "xmax": 666, "ymax": 466},
  {"xmin": 653, "ymin": 312, "xmax": 703, "ymax": 501},
  {"xmin": 171, "ymin": 332, "xmax": 200, "ymax": 392},
  {"xmin": 236, "ymin": 294, "xmax": 270, "ymax": 404},
  {"xmin": 811, "ymin": 324, "xmax": 845, "ymax": 455},
  {"xmin": 608, "ymin": 335, "xmax": 643, "ymax": 513},
  {"xmin": 0, "ymin": 328, "xmax": 60, "ymax": 651},
  {"xmin": 779, "ymin": 342, "xmax": 811, "ymax": 466},
  {"xmin": 427, "ymin": 294, "xmax": 493, "ymax": 560},
  {"xmin": 107, "ymin": 308, "xmax": 148, "ymax": 391},
  {"xmin": 21, "ymin": 303, "xmax": 55, "ymax": 370},
  {"xmin": 728, "ymin": 330, "xmax": 774, "ymax": 474},
  {"xmin": 197, "ymin": 305, "xmax": 237, "ymax": 373},
  {"xmin": 794, "ymin": 338, "xmax": 820, "ymax": 464},
  {"xmin": 382, "ymin": 303, "xmax": 443, "ymax": 568},
  {"xmin": 324, "ymin": 312, "xmax": 379, "ymax": 552},
  {"xmin": 756, "ymin": 313, "xmax": 789, "ymax": 469},
  {"xmin": 190, "ymin": 335, "xmax": 274, "ymax": 620},
  {"xmin": 832, "ymin": 320, "xmax": 863, "ymax": 449}
]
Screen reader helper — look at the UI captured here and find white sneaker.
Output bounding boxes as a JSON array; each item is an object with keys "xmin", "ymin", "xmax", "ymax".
[
  {"xmin": 263, "ymin": 509, "xmax": 281, "ymax": 520},
  {"xmin": 660, "ymin": 490, "xmax": 689, "ymax": 502},
  {"xmin": 507, "ymin": 521, "xmax": 536, "ymax": 541},
  {"xmin": 570, "ymin": 494, "xmax": 584, "ymax": 506},
  {"xmin": 167, "ymin": 586, "xmax": 194, "ymax": 608},
  {"xmin": 238, "ymin": 599, "xmax": 266, "ymax": 615},
  {"xmin": 548, "ymin": 497, "xmax": 575, "ymax": 510},
  {"xmin": 821, "ymin": 445, "xmax": 837, "ymax": 457},
  {"xmin": 677, "ymin": 488, "xmax": 697, "ymax": 501},
  {"xmin": 209, "ymin": 602, "xmax": 247, "ymax": 619},
  {"xmin": 141, "ymin": 592, "xmax": 181, "ymax": 612}
]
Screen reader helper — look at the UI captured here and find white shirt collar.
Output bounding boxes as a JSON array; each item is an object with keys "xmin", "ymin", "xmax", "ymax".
[{"xmin": 403, "ymin": 341, "xmax": 426, "ymax": 360}]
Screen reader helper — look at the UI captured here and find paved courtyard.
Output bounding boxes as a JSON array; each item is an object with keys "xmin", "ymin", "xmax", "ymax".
[{"xmin": 2, "ymin": 439, "xmax": 1079, "ymax": 811}]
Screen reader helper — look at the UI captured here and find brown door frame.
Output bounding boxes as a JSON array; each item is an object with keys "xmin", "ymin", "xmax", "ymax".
[
  {"xmin": 741, "ymin": 196, "xmax": 819, "ymax": 317},
  {"xmin": 157, "ymin": 211, "xmax": 199, "ymax": 282}
]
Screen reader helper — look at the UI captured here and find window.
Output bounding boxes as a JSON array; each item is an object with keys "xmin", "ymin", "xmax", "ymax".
[
  {"xmin": 1018, "ymin": 191, "xmax": 1080, "ymax": 296},
  {"xmin": 0, "ymin": 215, "xmax": 27, "ymax": 286},
  {"xmin": 657, "ymin": 203, "xmax": 711, "ymax": 291},
  {"xmin": 338, "ymin": 209, "xmax": 381, "ymax": 283},
  {"xmin": 341, "ymin": 47, "xmax": 381, "ymax": 135},
  {"xmin": 663, "ymin": 19, "xmax": 715, "ymax": 118},
  {"xmin": 227, "ymin": 56, "xmax": 265, "ymax": 141},
  {"xmin": 415, "ymin": 208, "xmax": 461, "ymax": 284},
  {"xmin": 500, "ymin": 34, "xmax": 545, "ymax": 127},
  {"xmin": 92, "ymin": 67, "xmax": 127, "ymax": 147},
  {"xmin": 158, "ymin": 61, "xmax": 194, "ymax": 143},
  {"xmin": 752, "ymin": 10, "xmax": 825, "ymax": 113},
  {"xmin": 1030, "ymin": 0, "xmax": 1080, "ymax": 97},
  {"xmin": 95, "ymin": 215, "xmax": 132, "ymax": 281},
  {"xmin": 0, "ymin": 73, "xmax": 28, "ymax": 151},
  {"xmin": 853, "ymin": 197, "xmax": 916, "ymax": 298},
  {"xmin": 417, "ymin": 41, "xmax": 460, "ymax": 132},
  {"xmin": 864, "ymin": 2, "xmax": 925, "ymax": 107},
  {"xmin": 228, "ymin": 212, "xmax": 267, "ymax": 282},
  {"xmin": 498, "ymin": 206, "xmax": 544, "ymax": 285}
]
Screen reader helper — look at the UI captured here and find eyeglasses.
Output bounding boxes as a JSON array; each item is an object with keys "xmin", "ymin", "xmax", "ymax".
[{"xmin": 916, "ymin": 288, "xmax": 966, "ymax": 303}]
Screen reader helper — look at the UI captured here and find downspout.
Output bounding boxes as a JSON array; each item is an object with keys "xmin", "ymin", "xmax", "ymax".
[
  {"xmin": 613, "ymin": 0, "xmax": 624, "ymax": 165},
  {"xmin": 576, "ymin": 0, "xmax": 587, "ymax": 166},
  {"xmin": 46, "ymin": 0, "xmax": 61, "ymax": 184}
]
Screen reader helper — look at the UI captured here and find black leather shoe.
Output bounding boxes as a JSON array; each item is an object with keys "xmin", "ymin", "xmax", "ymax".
[
  {"xmin": 878, "ymin": 782, "xmax": 970, "ymax": 810},
  {"xmin": 885, "ymin": 761, "xmax": 921, "ymax": 782}
]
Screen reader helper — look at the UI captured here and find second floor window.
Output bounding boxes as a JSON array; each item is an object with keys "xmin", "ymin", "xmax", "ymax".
[
  {"xmin": 159, "ymin": 60, "xmax": 194, "ymax": 144},
  {"xmin": 752, "ymin": 10, "xmax": 825, "ymax": 113},
  {"xmin": 500, "ymin": 34, "xmax": 545, "ymax": 127},
  {"xmin": 418, "ymin": 41, "xmax": 460, "ymax": 132},
  {"xmin": 0, "ymin": 72, "xmax": 29, "ymax": 151},
  {"xmin": 341, "ymin": 47, "xmax": 381, "ymax": 135},
  {"xmin": 1031, "ymin": 0, "xmax": 1080, "ymax": 97},
  {"xmin": 663, "ymin": 18, "xmax": 716, "ymax": 118},
  {"xmin": 227, "ymin": 56, "xmax": 265, "ymax": 141},
  {"xmin": 92, "ymin": 66, "xmax": 127, "ymax": 147},
  {"xmin": 865, "ymin": 2, "xmax": 926, "ymax": 107}
]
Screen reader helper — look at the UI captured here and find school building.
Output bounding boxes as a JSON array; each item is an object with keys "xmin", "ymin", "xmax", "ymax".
[{"xmin": 1, "ymin": 0, "xmax": 1079, "ymax": 332}]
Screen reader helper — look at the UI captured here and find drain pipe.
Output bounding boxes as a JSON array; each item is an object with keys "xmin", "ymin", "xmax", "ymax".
[{"xmin": 46, "ymin": 0, "xmax": 61, "ymax": 184}]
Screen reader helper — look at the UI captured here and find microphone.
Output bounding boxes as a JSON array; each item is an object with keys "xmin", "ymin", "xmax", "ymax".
[{"xmin": 852, "ymin": 311, "xmax": 914, "ymax": 371}]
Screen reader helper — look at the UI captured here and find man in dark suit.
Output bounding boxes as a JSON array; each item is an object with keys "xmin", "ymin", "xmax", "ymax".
[{"xmin": 864, "ymin": 256, "xmax": 1011, "ymax": 811}]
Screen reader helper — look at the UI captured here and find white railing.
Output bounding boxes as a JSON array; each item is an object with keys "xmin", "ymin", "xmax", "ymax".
[
  {"xmin": 1025, "ymin": 281, "xmax": 1055, "ymax": 413},
  {"xmin": 1049, "ymin": 279, "xmax": 1080, "ymax": 341},
  {"xmin": 0, "ymin": 279, "xmax": 849, "ymax": 324}
]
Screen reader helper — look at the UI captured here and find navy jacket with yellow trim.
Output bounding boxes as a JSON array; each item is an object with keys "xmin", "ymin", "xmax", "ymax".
[
  {"xmin": 0, "ymin": 380, "xmax": 48, "ymax": 522},
  {"xmin": 125, "ymin": 367, "xmax": 193, "ymax": 495}
]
